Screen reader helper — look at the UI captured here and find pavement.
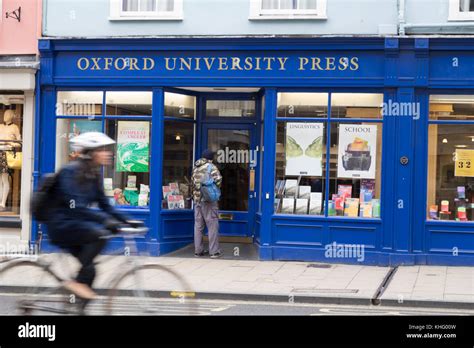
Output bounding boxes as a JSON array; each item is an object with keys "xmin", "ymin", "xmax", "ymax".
[{"xmin": 0, "ymin": 243, "xmax": 473, "ymax": 310}]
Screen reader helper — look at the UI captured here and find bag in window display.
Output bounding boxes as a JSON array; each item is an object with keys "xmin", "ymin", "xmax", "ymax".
[{"xmin": 342, "ymin": 139, "xmax": 372, "ymax": 172}]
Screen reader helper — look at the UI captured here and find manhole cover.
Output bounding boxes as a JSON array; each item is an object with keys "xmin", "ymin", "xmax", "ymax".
[{"xmin": 307, "ymin": 264, "xmax": 332, "ymax": 269}]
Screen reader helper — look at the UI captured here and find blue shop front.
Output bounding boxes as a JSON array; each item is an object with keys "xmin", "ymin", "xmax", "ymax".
[{"xmin": 36, "ymin": 37, "xmax": 474, "ymax": 266}]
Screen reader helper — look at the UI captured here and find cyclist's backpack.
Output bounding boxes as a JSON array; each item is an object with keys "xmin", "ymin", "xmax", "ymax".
[
  {"xmin": 200, "ymin": 164, "xmax": 221, "ymax": 203},
  {"xmin": 30, "ymin": 172, "xmax": 60, "ymax": 223}
]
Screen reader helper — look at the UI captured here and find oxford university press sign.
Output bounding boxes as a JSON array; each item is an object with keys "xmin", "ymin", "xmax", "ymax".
[{"xmin": 51, "ymin": 51, "xmax": 386, "ymax": 81}]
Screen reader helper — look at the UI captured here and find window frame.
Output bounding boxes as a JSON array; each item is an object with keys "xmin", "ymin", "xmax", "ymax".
[
  {"xmin": 426, "ymin": 93, "xmax": 474, "ymax": 223},
  {"xmin": 274, "ymin": 91, "xmax": 384, "ymax": 220},
  {"xmin": 55, "ymin": 89, "xmax": 153, "ymax": 211},
  {"xmin": 249, "ymin": 0, "xmax": 327, "ymax": 20},
  {"xmin": 448, "ymin": 0, "xmax": 474, "ymax": 21},
  {"xmin": 109, "ymin": 0, "xmax": 183, "ymax": 21}
]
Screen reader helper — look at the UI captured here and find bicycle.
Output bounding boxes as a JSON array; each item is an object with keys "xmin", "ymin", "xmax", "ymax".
[{"xmin": 0, "ymin": 223, "xmax": 197, "ymax": 315}]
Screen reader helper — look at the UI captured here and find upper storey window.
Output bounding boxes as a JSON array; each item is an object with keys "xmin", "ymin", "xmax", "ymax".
[
  {"xmin": 249, "ymin": 0, "xmax": 327, "ymax": 20},
  {"xmin": 109, "ymin": 0, "xmax": 183, "ymax": 20}
]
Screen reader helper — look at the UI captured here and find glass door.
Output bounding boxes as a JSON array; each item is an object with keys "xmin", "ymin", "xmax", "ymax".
[{"xmin": 202, "ymin": 123, "xmax": 257, "ymax": 237}]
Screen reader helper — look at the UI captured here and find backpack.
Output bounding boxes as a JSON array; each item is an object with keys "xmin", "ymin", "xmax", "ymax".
[
  {"xmin": 30, "ymin": 172, "xmax": 60, "ymax": 223},
  {"xmin": 200, "ymin": 164, "xmax": 221, "ymax": 203}
]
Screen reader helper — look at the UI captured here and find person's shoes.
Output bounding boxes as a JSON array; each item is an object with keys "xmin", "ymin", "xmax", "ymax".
[
  {"xmin": 63, "ymin": 280, "xmax": 97, "ymax": 300},
  {"xmin": 194, "ymin": 250, "xmax": 209, "ymax": 257},
  {"xmin": 210, "ymin": 252, "xmax": 223, "ymax": 259}
]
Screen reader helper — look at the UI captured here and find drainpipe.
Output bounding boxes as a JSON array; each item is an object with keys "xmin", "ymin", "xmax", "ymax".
[{"xmin": 398, "ymin": 0, "xmax": 406, "ymax": 35}]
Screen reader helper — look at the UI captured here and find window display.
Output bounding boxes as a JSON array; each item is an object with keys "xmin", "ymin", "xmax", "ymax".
[
  {"xmin": 55, "ymin": 91, "xmax": 152, "ymax": 209},
  {"xmin": 0, "ymin": 102, "xmax": 23, "ymax": 216},
  {"xmin": 275, "ymin": 92, "xmax": 383, "ymax": 218},
  {"xmin": 427, "ymin": 95, "xmax": 474, "ymax": 222},
  {"xmin": 162, "ymin": 120, "xmax": 194, "ymax": 209},
  {"xmin": 206, "ymin": 100, "xmax": 256, "ymax": 118}
]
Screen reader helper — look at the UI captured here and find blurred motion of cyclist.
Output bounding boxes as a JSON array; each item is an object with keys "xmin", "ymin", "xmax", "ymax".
[{"xmin": 45, "ymin": 132, "xmax": 133, "ymax": 300}]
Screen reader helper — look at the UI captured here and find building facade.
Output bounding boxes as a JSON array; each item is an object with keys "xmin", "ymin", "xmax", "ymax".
[
  {"xmin": 0, "ymin": 0, "xmax": 42, "ymax": 250},
  {"xmin": 37, "ymin": 0, "xmax": 474, "ymax": 265}
]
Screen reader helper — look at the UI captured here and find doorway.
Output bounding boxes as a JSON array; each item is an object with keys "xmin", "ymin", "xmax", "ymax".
[{"xmin": 199, "ymin": 93, "xmax": 262, "ymax": 239}]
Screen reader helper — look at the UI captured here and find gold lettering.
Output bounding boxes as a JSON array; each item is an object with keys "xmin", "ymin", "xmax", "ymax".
[
  {"xmin": 244, "ymin": 57, "xmax": 253, "ymax": 70},
  {"xmin": 262, "ymin": 57, "xmax": 275, "ymax": 70},
  {"xmin": 195, "ymin": 57, "xmax": 201, "ymax": 71},
  {"xmin": 143, "ymin": 58, "xmax": 155, "ymax": 71},
  {"xmin": 325, "ymin": 57, "xmax": 336, "ymax": 71},
  {"xmin": 204, "ymin": 57, "xmax": 216, "ymax": 70},
  {"xmin": 180, "ymin": 57, "xmax": 193, "ymax": 71},
  {"xmin": 218, "ymin": 57, "xmax": 228, "ymax": 70},
  {"xmin": 103, "ymin": 58, "xmax": 113, "ymax": 70},
  {"xmin": 231, "ymin": 57, "xmax": 243, "ymax": 71},
  {"xmin": 338, "ymin": 57, "xmax": 349, "ymax": 71},
  {"xmin": 128, "ymin": 58, "xmax": 139, "ymax": 70},
  {"xmin": 165, "ymin": 58, "xmax": 176, "ymax": 70},
  {"xmin": 311, "ymin": 57, "xmax": 323, "ymax": 70},
  {"xmin": 299, "ymin": 57, "xmax": 309, "ymax": 70},
  {"xmin": 277, "ymin": 57, "xmax": 288, "ymax": 71},
  {"xmin": 114, "ymin": 58, "xmax": 127, "ymax": 71},
  {"xmin": 350, "ymin": 57, "xmax": 359, "ymax": 70},
  {"xmin": 91, "ymin": 58, "xmax": 102, "ymax": 70},
  {"xmin": 254, "ymin": 57, "xmax": 261, "ymax": 71},
  {"xmin": 77, "ymin": 58, "xmax": 90, "ymax": 70}
]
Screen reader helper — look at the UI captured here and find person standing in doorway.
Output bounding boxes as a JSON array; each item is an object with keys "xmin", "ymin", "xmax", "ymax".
[{"xmin": 192, "ymin": 149, "xmax": 223, "ymax": 258}]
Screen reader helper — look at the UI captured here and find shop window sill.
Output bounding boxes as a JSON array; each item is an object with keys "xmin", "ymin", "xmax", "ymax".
[
  {"xmin": 426, "ymin": 219, "xmax": 474, "ymax": 227},
  {"xmin": 273, "ymin": 214, "xmax": 382, "ymax": 223},
  {"xmin": 114, "ymin": 207, "xmax": 150, "ymax": 215},
  {"xmin": 161, "ymin": 209, "xmax": 193, "ymax": 215},
  {"xmin": 0, "ymin": 217, "xmax": 21, "ymax": 228}
]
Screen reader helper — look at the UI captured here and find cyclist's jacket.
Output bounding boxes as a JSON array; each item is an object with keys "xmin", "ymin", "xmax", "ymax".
[{"xmin": 47, "ymin": 159, "xmax": 128, "ymax": 229}]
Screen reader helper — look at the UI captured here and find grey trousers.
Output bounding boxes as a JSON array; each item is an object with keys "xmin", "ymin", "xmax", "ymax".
[{"xmin": 194, "ymin": 201, "xmax": 220, "ymax": 255}]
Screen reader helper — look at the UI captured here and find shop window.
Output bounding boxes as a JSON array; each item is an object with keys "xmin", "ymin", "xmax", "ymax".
[
  {"xmin": 329, "ymin": 122, "xmax": 383, "ymax": 218},
  {"xmin": 249, "ymin": 0, "xmax": 327, "ymax": 19},
  {"xmin": 0, "ymin": 101, "xmax": 23, "ymax": 217},
  {"xmin": 56, "ymin": 91, "xmax": 103, "ymax": 116},
  {"xmin": 109, "ymin": 0, "xmax": 183, "ymax": 20},
  {"xmin": 274, "ymin": 92, "xmax": 383, "ymax": 218},
  {"xmin": 162, "ymin": 121, "xmax": 194, "ymax": 210},
  {"xmin": 106, "ymin": 91, "xmax": 152, "ymax": 116},
  {"xmin": 449, "ymin": 0, "xmax": 474, "ymax": 20},
  {"xmin": 427, "ymin": 95, "xmax": 474, "ymax": 222},
  {"xmin": 55, "ymin": 119, "xmax": 103, "ymax": 170},
  {"xmin": 164, "ymin": 92, "xmax": 196, "ymax": 119},
  {"xmin": 56, "ymin": 118, "xmax": 151, "ymax": 208},
  {"xmin": 330, "ymin": 93, "xmax": 383, "ymax": 119},
  {"xmin": 277, "ymin": 93, "xmax": 328, "ymax": 118},
  {"xmin": 275, "ymin": 121, "xmax": 327, "ymax": 215},
  {"xmin": 206, "ymin": 100, "xmax": 256, "ymax": 118},
  {"xmin": 104, "ymin": 120, "xmax": 151, "ymax": 208}
]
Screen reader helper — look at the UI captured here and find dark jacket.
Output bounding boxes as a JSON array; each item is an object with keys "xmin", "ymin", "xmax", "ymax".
[{"xmin": 47, "ymin": 159, "xmax": 128, "ymax": 239}]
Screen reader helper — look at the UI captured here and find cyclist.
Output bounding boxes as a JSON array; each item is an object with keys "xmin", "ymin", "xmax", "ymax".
[{"xmin": 45, "ymin": 132, "xmax": 135, "ymax": 300}]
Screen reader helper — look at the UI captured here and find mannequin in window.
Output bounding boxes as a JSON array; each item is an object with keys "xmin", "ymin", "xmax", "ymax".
[{"xmin": 0, "ymin": 110, "xmax": 21, "ymax": 211}]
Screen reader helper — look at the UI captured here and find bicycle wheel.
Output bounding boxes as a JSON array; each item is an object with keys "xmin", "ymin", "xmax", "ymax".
[
  {"xmin": 0, "ymin": 259, "xmax": 72, "ymax": 315},
  {"xmin": 105, "ymin": 264, "xmax": 200, "ymax": 315}
]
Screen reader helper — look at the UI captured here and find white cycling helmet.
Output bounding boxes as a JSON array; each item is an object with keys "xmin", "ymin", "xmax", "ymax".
[{"xmin": 70, "ymin": 132, "xmax": 115, "ymax": 152}]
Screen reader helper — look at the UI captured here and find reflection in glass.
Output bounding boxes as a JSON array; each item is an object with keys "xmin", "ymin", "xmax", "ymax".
[
  {"xmin": 206, "ymin": 100, "xmax": 255, "ymax": 117},
  {"xmin": 56, "ymin": 91, "xmax": 103, "ymax": 116},
  {"xmin": 277, "ymin": 93, "xmax": 328, "ymax": 118},
  {"xmin": 207, "ymin": 129, "xmax": 250, "ymax": 211},
  {"xmin": 106, "ymin": 91, "xmax": 152, "ymax": 116},
  {"xmin": 331, "ymin": 93, "xmax": 383, "ymax": 119},
  {"xmin": 164, "ymin": 93, "xmax": 196, "ymax": 118},
  {"xmin": 430, "ymin": 95, "xmax": 474, "ymax": 121}
]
